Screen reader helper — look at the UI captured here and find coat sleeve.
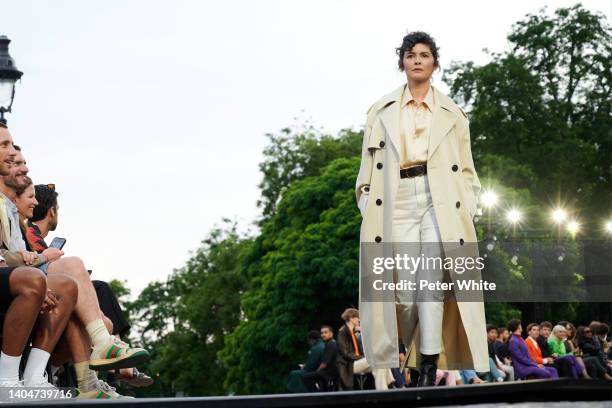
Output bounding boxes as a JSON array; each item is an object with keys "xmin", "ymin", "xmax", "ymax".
[
  {"xmin": 337, "ymin": 328, "xmax": 360, "ymax": 361},
  {"xmin": 509, "ymin": 338, "xmax": 536, "ymax": 367},
  {"xmin": 0, "ymin": 248, "xmax": 46, "ymax": 267},
  {"xmin": 355, "ymin": 103, "xmax": 378, "ymax": 206},
  {"xmin": 457, "ymin": 115, "xmax": 481, "ymax": 220}
]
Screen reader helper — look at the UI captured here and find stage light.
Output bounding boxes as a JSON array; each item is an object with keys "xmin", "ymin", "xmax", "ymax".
[
  {"xmin": 506, "ymin": 209, "xmax": 521, "ymax": 224},
  {"xmin": 605, "ymin": 220, "xmax": 612, "ymax": 234},
  {"xmin": 551, "ymin": 208, "xmax": 567, "ymax": 224},
  {"xmin": 481, "ymin": 191, "xmax": 498, "ymax": 208},
  {"xmin": 567, "ymin": 220, "xmax": 579, "ymax": 234}
]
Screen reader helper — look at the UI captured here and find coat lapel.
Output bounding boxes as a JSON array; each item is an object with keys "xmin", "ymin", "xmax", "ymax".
[
  {"xmin": 377, "ymin": 85, "xmax": 458, "ymax": 162},
  {"xmin": 428, "ymin": 88, "xmax": 458, "ymax": 160}
]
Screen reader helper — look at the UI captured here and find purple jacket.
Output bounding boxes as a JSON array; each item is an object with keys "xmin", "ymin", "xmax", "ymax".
[{"xmin": 508, "ymin": 333, "xmax": 538, "ymax": 378}]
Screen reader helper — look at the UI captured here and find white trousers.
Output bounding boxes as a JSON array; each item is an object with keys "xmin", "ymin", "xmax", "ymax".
[
  {"xmin": 353, "ymin": 357, "xmax": 395, "ymax": 390},
  {"xmin": 392, "ymin": 174, "xmax": 445, "ymax": 355}
]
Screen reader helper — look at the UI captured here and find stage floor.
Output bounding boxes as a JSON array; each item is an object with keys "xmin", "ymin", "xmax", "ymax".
[{"xmin": 7, "ymin": 378, "xmax": 612, "ymax": 407}]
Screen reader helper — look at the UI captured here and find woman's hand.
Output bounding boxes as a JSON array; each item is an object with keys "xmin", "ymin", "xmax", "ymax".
[
  {"xmin": 42, "ymin": 248, "xmax": 64, "ymax": 263},
  {"xmin": 41, "ymin": 289, "xmax": 59, "ymax": 314},
  {"xmin": 19, "ymin": 250, "xmax": 37, "ymax": 265}
]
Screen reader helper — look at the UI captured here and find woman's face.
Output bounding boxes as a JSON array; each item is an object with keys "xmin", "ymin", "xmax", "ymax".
[
  {"xmin": 403, "ymin": 43, "xmax": 436, "ymax": 84},
  {"xmin": 529, "ymin": 326, "xmax": 540, "ymax": 339},
  {"xmin": 15, "ymin": 184, "xmax": 38, "ymax": 219},
  {"xmin": 584, "ymin": 328, "xmax": 593, "ymax": 338}
]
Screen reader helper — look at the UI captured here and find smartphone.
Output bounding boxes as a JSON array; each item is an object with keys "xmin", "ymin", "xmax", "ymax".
[{"xmin": 49, "ymin": 237, "xmax": 67, "ymax": 250}]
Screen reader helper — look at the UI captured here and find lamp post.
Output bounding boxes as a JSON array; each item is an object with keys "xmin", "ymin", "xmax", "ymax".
[{"xmin": 0, "ymin": 36, "xmax": 23, "ymax": 125}]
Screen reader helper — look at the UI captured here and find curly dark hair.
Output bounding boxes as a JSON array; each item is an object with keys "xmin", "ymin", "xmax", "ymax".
[
  {"xmin": 395, "ymin": 31, "xmax": 440, "ymax": 71},
  {"xmin": 32, "ymin": 184, "xmax": 58, "ymax": 222}
]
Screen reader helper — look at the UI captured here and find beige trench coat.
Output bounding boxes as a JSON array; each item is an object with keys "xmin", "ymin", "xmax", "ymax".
[{"xmin": 355, "ymin": 84, "xmax": 488, "ymax": 372}]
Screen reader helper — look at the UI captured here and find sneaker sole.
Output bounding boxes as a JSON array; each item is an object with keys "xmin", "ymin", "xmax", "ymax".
[
  {"xmin": 89, "ymin": 350, "xmax": 150, "ymax": 371},
  {"xmin": 124, "ymin": 376, "xmax": 154, "ymax": 388}
]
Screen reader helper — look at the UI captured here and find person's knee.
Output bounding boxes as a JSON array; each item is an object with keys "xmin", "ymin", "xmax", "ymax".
[
  {"xmin": 11, "ymin": 266, "xmax": 47, "ymax": 301},
  {"xmin": 61, "ymin": 256, "xmax": 88, "ymax": 280},
  {"xmin": 54, "ymin": 275, "xmax": 79, "ymax": 306}
]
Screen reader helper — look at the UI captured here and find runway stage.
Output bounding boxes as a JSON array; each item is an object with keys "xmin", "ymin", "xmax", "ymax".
[{"xmin": 8, "ymin": 378, "xmax": 612, "ymax": 407}]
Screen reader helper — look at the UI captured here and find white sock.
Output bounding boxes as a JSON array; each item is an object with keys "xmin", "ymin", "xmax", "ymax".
[
  {"xmin": 23, "ymin": 348, "xmax": 50, "ymax": 381},
  {"xmin": 85, "ymin": 319, "xmax": 112, "ymax": 349},
  {"xmin": 0, "ymin": 352, "xmax": 22, "ymax": 382},
  {"xmin": 74, "ymin": 361, "xmax": 98, "ymax": 391}
]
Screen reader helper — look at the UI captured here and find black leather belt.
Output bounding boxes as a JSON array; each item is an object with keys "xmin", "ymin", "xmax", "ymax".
[{"xmin": 400, "ymin": 163, "xmax": 427, "ymax": 178}]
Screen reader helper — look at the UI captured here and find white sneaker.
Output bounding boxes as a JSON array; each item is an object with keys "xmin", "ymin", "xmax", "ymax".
[
  {"xmin": 0, "ymin": 379, "xmax": 23, "ymax": 388},
  {"xmin": 0, "ymin": 379, "xmax": 24, "ymax": 402},
  {"xmin": 24, "ymin": 372, "xmax": 56, "ymax": 388},
  {"xmin": 77, "ymin": 379, "xmax": 134, "ymax": 399}
]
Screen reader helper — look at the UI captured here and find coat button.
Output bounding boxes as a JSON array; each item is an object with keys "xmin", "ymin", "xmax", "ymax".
[
  {"xmin": 375, "ymin": 236, "xmax": 382, "ymax": 243},
  {"xmin": 376, "ymin": 199, "xmax": 382, "ymax": 206},
  {"xmin": 364, "ymin": 186, "xmax": 370, "ymax": 192},
  {"xmin": 376, "ymin": 162, "xmax": 383, "ymax": 170},
  {"xmin": 452, "ymin": 164, "xmax": 458, "ymax": 172},
  {"xmin": 456, "ymin": 201, "xmax": 461, "ymax": 208},
  {"xmin": 459, "ymin": 238, "xmax": 465, "ymax": 246},
  {"xmin": 379, "ymin": 141, "xmax": 385, "ymax": 148}
]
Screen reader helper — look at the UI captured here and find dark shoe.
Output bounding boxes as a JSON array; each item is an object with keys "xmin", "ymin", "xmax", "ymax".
[{"xmin": 417, "ymin": 354, "xmax": 439, "ymax": 387}]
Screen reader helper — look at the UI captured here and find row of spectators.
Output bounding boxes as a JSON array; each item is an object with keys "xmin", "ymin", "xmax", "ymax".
[
  {"xmin": 0, "ymin": 123, "xmax": 152, "ymax": 400},
  {"xmin": 288, "ymin": 309, "xmax": 612, "ymax": 392}
]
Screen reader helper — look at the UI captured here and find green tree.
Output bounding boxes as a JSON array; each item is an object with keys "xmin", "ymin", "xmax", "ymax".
[
  {"xmin": 128, "ymin": 220, "xmax": 250, "ymax": 396},
  {"xmin": 443, "ymin": 4, "xmax": 611, "ymax": 226},
  {"xmin": 220, "ymin": 158, "xmax": 362, "ymax": 394},
  {"xmin": 257, "ymin": 124, "xmax": 362, "ymax": 222}
]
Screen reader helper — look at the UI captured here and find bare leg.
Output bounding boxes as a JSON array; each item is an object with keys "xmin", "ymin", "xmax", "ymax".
[
  {"xmin": 46, "ymin": 257, "xmax": 104, "ymax": 326},
  {"xmin": 3, "ymin": 267, "xmax": 46, "ymax": 356},
  {"xmin": 31, "ymin": 274, "xmax": 78, "ymax": 352}
]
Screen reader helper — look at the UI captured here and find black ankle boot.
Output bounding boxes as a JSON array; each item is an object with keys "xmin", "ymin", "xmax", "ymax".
[{"xmin": 417, "ymin": 354, "xmax": 439, "ymax": 387}]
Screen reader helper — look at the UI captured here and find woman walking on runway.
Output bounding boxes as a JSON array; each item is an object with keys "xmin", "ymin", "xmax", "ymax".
[{"xmin": 355, "ymin": 31, "xmax": 488, "ymax": 386}]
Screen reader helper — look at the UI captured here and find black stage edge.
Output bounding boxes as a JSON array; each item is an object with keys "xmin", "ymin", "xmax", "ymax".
[{"xmin": 10, "ymin": 379, "xmax": 612, "ymax": 408}]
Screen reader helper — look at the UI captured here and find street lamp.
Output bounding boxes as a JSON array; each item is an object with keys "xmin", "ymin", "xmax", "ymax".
[{"xmin": 0, "ymin": 36, "xmax": 23, "ymax": 125}]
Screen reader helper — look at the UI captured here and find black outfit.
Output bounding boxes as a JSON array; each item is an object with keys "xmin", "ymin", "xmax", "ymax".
[
  {"xmin": 537, "ymin": 335, "xmax": 572, "ymax": 377},
  {"xmin": 494, "ymin": 339, "xmax": 510, "ymax": 361},
  {"xmin": 0, "ymin": 266, "xmax": 16, "ymax": 312},
  {"xmin": 302, "ymin": 339, "xmax": 339, "ymax": 392},
  {"xmin": 92, "ymin": 280, "xmax": 131, "ymax": 337},
  {"xmin": 580, "ymin": 337, "xmax": 612, "ymax": 378}
]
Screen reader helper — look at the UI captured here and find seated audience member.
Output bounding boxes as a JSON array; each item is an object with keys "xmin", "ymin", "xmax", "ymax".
[
  {"xmin": 457, "ymin": 370, "xmax": 485, "ymax": 384},
  {"xmin": 548, "ymin": 325, "xmax": 586, "ymax": 378},
  {"xmin": 593, "ymin": 324, "xmax": 611, "ymax": 361},
  {"xmin": 537, "ymin": 320, "xmax": 572, "ymax": 377},
  {"xmin": 0, "ymin": 135, "xmax": 147, "ymax": 398},
  {"xmin": 525, "ymin": 323, "xmax": 554, "ymax": 367},
  {"xmin": 486, "ymin": 324, "xmax": 514, "ymax": 382},
  {"xmin": 336, "ymin": 308, "xmax": 393, "ymax": 390},
  {"xmin": 28, "ymin": 183, "xmax": 151, "ymax": 387},
  {"xmin": 287, "ymin": 330, "xmax": 325, "ymax": 393},
  {"xmin": 302, "ymin": 326, "xmax": 339, "ymax": 392},
  {"xmin": 390, "ymin": 343, "xmax": 408, "ymax": 388},
  {"xmin": 494, "ymin": 326, "xmax": 511, "ymax": 364},
  {"xmin": 17, "ymin": 180, "xmax": 151, "ymax": 390},
  {"xmin": 558, "ymin": 321, "xmax": 578, "ymax": 354},
  {"xmin": 434, "ymin": 370, "xmax": 457, "ymax": 386},
  {"xmin": 576, "ymin": 326, "xmax": 612, "ymax": 379},
  {"xmin": 0, "ymin": 126, "xmax": 79, "ymax": 391},
  {"xmin": 507, "ymin": 319, "xmax": 558, "ymax": 380},
  {"xmin": 591, "ymin": 323, "xmax": 612, "ymax": 373}
]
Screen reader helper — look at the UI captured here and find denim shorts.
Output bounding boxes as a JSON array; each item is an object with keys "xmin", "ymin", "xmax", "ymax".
[{"xmin": 36, "ymin": 262, "xmax": 49, "ymax": 275}]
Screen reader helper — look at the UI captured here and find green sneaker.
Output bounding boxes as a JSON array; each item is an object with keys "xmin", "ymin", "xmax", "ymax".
[
  {"xmin": 77, "ymin": 379, "xmax": 133, "ymax": 399},
  {"xmin": 89, "ymin": 338, "xmax": 149, "ymax": 371}
]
